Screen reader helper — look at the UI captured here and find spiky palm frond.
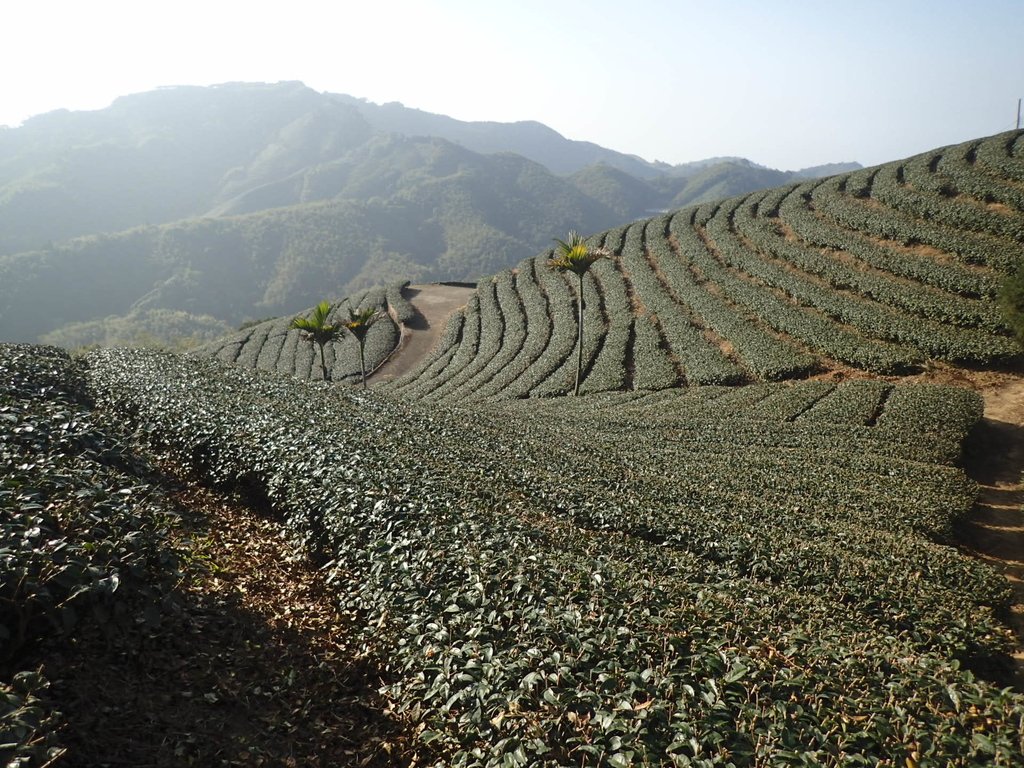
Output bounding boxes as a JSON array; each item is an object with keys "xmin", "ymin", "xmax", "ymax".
[
  {"xmin": 290, "ymin": 301, "xmax": 341, "ymax": 346},
  {"xmin": 290, "ymin": 301, "xmax": 342, "ymax": 382},
  {"xmin": 548, "ymin": 231, "xmax": 608, "ymax": 276},
  {"xmin": 547, "ymin": 231, "xmax": 611, "ymax": 396},
  {"xmin": 343, "ymin": 307, "xmax": 380, "ymax": 342}
]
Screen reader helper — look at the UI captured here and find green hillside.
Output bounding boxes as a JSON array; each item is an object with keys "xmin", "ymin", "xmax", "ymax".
[
  {"xmin": 383, "ymin": 131, "xmax": 1022, "ymax": 401},
  {"xmin": 4, "ymin": 120, "xmax": 1024, "ymax": 761},
  {"xmin": 0, "ymin": 138, "xmax": 623, "ymax": 345},
  {"xmin": 0, "ymin": 82, "xmax": 370, "ymax": 253},
  {"xmin": 6, "ymin": 106, "xmax": 1024, "ymax": 765},
  {"xmin": 193, "ymin": 282, "xmax": 407, "ymax": 384}
]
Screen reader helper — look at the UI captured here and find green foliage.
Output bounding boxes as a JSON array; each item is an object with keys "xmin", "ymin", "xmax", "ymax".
[
  {"xmin": 548, "ymin": 232, "xmax": 611, "ymax": 396},
  {"xmin": 197, "ymin": 289, "xmax": 399, "ymax": 386},
  {"xmin": 39, "ymin": 308, "xmax": 231, "ymax": 351},
  {"xmin": 998, "ymin": 258, "xmax": 1024, "ymax": 348},
  {"xmin": 343, "ymin": 305, "xmax": 381, "ymax": 389},
  {"xmin": 548, "ymin": 231, "xmax": 607, "ymax": 277},
  {"xmin": 0, "ymin": 345, "xmax": 182, "ymax": 657},
  {"xmin": 291, "ymin": 300, "xmax": 341, "ymax": 343},
  {"xmin": 291, "ymin": 300, "xmax": 343, "ymax": 382},
  {"xmin": 84, "ymin": 348, "xmax": 1024, "ymax": 766},
  {"xmin": 1, "ymin": 669, "xmax": 65, "ymax": 767},
  {"xmin": 396, "ymin": 134, "xmax": 1021, "ymax": 401},
  {"xmin": 385, "ymin": 281, "xmax": 418, "ymax": 324},
  {"xmin": 342, "ymin": 305, "xmax": 380, "ymax": 342},
  {"xmin": 285, "ymin": 298, "xmax": 383, "ymax": 387},
  {"xmin": 0, "ymin": 343, "xmax": 186, "ymax": 761}
]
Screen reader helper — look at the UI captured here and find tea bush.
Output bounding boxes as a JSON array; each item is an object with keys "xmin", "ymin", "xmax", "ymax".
[
  {"xmin": 195, "ymin": 286, "xmax": 401, "ymax": 383},
  {"xmin": 1, "ymin": 344, "xmax": 184, "ymax": 765},
  {"xmin": 177, "ymin": 133, "xmax": 1023, "ymax": 400}
]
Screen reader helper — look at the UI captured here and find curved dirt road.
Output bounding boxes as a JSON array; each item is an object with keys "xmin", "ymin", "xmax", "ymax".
[{"xmin": 368, "ymin": 283, "xmax": 476, "ymax": 385}]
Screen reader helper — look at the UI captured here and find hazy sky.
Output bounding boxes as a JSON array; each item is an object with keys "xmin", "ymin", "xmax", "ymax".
[{"xmin": 4, "ymin": 0, "xmax": 1023, "ymax": 170}]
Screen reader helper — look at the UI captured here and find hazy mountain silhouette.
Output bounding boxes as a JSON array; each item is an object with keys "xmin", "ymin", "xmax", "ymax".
[{"xmin": 0, "ymin": 82, "xmax": 859, "ymax": 346}]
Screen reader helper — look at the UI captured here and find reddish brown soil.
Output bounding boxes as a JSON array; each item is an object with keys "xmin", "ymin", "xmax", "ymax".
[{"xmin": 42, "ymin": 480, "xmax": 406, "ymax": 767}]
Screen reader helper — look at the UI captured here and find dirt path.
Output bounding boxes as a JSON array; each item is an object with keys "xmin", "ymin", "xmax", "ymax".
[
  {"xmin": 368, "ymin": 283, "xmax": 476, "ymax": 385},
  {"xmin": 957, "ymin": 371, "xmax": 1024, "ymax": 687}
]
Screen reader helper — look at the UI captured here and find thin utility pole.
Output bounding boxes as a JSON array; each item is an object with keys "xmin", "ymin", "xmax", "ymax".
[{"xmin": 1018, "ymin": 98, "xmax": 1022, "ymax": 130}]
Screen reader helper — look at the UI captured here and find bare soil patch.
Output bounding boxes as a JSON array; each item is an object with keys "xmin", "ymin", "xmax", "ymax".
[
  {"xmin": 368, "ymin": 283, "xmax": 476, "ymax": 384},
  {"xmin": 954, "ymin": 370, "xmax": 1024, "ymax": 687}
]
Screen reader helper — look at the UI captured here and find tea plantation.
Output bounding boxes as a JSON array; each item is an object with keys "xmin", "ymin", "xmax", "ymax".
[
  {"xmin": 0, "ymin": 345, "xmax": 186, "ymax": 766},
  {"xmin": 194, "ymin": 281, "xmax": 409, "ymax": 382},
  {"xmin": 378, "ymin": 131, "xmax": 1020, "ymax": 401},
  {"xmin": 45, "ymin": 346, "xmax": 1015, "ymax": 766},
  {"xmin": 5, "ymin": 129, "xmax": 1024, "ymax": 765}
]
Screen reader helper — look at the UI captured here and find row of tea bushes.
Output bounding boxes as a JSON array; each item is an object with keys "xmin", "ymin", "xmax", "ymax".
[
  {"xmin": 778, "ymin": 180, "xmax": 999, "ymax": 298},
  {"xmin": 975, "ymin": 130, "xmax": 1024, "ymax": 184},
  {"xmin": 85, "ymin": 348, "xmax": 1023, "ymax": 766},
  {"xmin": 650, "ymin": 212, "xmax": 818, "ymax": 381},
  {"xmin": 0, "ymin": 344, "xmax": 184, "ymax": 765},
  {"xmin": 194, "ymin": 285, "xmax": 402, "ymax": 383},
  {"xmin": 195, "ymin": 132, "xmax": 1020, "ymax": 398},
  {"xmin": 692, "ymin": 204, "xmax": 925, "ymax": 374},
  {"xmin": 620, "ymin": 220, "xmax": 746, "ymax": 386},
  {"xmin": 910, "ymin": 144, "xmax": 1024, "ymax": 214},
  {"xmin": 386, "ymin": 280, "xmax": 419, "ymax": 324},
  {"xmin": 873, "ymin": 160, "xmax": 1024, "ymax": 247},
  {"xmin": 717, "ymin": 195, "xmax": 1015, "ymax": 364},
  {"xmin": 736, "ymin": 189, "xmax": 1008, "ymax": 334},
  {"xmin": 810, "ymin": 172, "xmax": 1019, "ymax": 270}
]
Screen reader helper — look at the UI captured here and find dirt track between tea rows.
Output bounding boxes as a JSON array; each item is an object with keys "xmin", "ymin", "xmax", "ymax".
[
  {"xmin": 958, "ymin": 373, "xmax": 1024, "ymax": 686},
  {"xmin": 367, "ymin": 284, "xmax": 476, "ymax": 385}
]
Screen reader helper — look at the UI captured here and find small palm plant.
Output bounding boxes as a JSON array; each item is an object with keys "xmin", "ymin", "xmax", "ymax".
[
  {"xmin": 290, "ymin": 301, "xmax": 342, "ymax": 382},
  {"xmin": 343, "ymin": 306, "xmax": 380, "ymax": 390},
  {"xmin": 548, "ymin": 231, "xmax": 610, "ymax": 396}
]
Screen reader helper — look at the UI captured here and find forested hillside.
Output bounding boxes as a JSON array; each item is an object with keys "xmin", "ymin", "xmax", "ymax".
[{"xmin": 0, "ymin": 82, "xmax": 856, "ymax": 347}]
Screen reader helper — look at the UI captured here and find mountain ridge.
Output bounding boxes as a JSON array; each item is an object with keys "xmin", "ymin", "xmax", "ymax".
[{"xmin": 0, "ymin": 81, "xmax": 861, "ymax": 346}]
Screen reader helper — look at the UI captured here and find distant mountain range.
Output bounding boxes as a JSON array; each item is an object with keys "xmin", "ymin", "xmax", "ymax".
[{"xmin": 0, "ymin": 81, "xmax": 860, "ymax": 346}]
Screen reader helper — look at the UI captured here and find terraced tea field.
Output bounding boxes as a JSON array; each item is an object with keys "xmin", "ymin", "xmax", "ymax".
[
  {"xmin": 195, "ymin": 132, "xmax": 1023, "ymax": 402},
  {"xmin": 66, "ymin": 347, "xmax": 1021, "ymax": 766},
  {"xmin": 205, "ymin": 129, "xmax": 1007, "ymax": 399},
  {"xmin": 195, "ymin": 281, "xmax": 414, "ymax": 382},
  {"xmin": 374, "ymin": 131, "xmax": 1021, "ymax": 401}
]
